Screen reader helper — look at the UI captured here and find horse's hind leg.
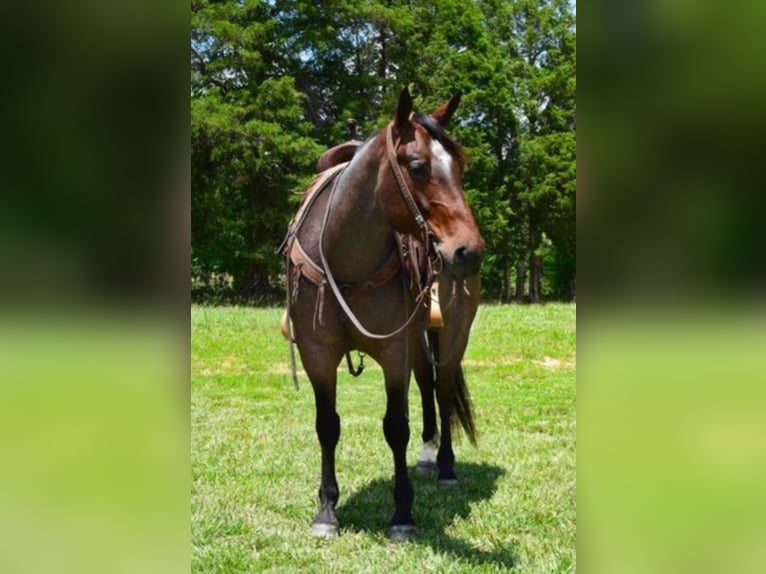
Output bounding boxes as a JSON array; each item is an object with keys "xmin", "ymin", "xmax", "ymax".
[
  {"xmin": 382, "ymin": 370, "xmax": 417, "ymax": 541},
  {"xmin": 435, "ymin": 365, "xmax": 459, "ymax": 486},
  {"xmin": 303, "ymin": 347, "xmax": 344, "ymax": 537},
  {"xmin": 413, "ymin": 333, "xmax": 439, "ymax": 476},
  {"xmin": 433, "ymin": 275, "xmax": 479, "ymax": 487}
]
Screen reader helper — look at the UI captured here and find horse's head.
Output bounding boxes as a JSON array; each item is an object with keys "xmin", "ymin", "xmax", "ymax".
[{"xmin": 378, "ymin": 87, "xmax": 484, "ymax": 278}]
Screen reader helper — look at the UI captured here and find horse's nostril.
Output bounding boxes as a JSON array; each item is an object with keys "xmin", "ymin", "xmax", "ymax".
[
  {"xmin": 450, "ymin": 244, "xmax": 482, "ymax": 277},
  {"xmin": 454, "ymin": 245, "xmax": 478, "ymax": 265},
  {"xmin": 454, "ymin": 246, "xmax": 469, "ymax": 264}
]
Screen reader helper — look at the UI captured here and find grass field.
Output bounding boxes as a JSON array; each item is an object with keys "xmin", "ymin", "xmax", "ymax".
[{"xmin": 192, "ymin": 304, "xmax": 576, "ymax": 573}]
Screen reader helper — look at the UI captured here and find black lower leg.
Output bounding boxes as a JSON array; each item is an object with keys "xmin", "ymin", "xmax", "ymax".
[
  {"xmin": 383, "ymin": 407, "xmax": 414, "ymax": 527},
  {"xmin": 314, "ymin": 406, "xmax": 340, "ymax": 528},
  {"xmin": 436, "ymin": 382, "xmax": 457, "ymax": 482},
  {"xmin": 416, "ymin": 335, "xmax": 438, "ymax": 443},
  {"xmin": 418, "ymin": 381, "xmax": 437, "ymax": 443}
]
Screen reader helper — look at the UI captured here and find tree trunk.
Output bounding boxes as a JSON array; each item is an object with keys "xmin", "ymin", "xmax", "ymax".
[
  {"xmin": 529, "ymin": 253, "xmax": 542, "ymax": 303},
  {"xmin": 240, "ymin": 261, "xmax": 275, "ymax": 302},
  {"xmin": 528, "ymin": 225, "xmax": 542, "ymax": 303},
  {"xmin": 514, "ymin": 260, "xmax": 527, "ymax": 302},
  {"xmin": 570, "ymin": 272, "xmax": 576, "ymax": 302},
  {"xmin": 501, "ymin": 251, "xmax": 511, "ymax": 303}
]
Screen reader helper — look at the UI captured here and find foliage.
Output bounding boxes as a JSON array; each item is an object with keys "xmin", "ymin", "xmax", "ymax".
[
  {"xmin": 191, "ymin": 1, "xmax": 322, "ymax": 302},
  {"xmin": 192, "ymin": 303, "xmax": 576, "ymax": 571},
  {"xmin": 191, "ymin": 0, "xmax": 576, "ymax": 303}
]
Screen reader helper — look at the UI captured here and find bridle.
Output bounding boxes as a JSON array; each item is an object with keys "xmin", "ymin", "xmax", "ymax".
[
  {"xmin": 318, "ymin": 120, "xmax": 442, "ymax": 340},
  {"xmin": 385, "ymin": 121, "xmax": 434, "ymax": 248}
]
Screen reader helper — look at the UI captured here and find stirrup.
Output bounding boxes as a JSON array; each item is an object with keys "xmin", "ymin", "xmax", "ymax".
[
  {"xmin": 280, "ymin": 310, "xmax": 294, "ymax": 341},
  {"xmin": 429, "ymin": 282, "xmax": 443, "ymax": 329}
]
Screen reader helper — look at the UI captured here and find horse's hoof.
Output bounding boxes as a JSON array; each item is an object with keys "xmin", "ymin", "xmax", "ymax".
[
  {"xmin": 437, "ymin": 478, "xmax": 459, "ymax": 487},
  {"xmin": 415, "ymin": 461, "xmax": 437, "ymax": 477},
  {"xmin": 311, "ymin": 523, "xmax": 339, "ymax": 538},
  {"xmin": 388, "ymin": 524, "xmax": 417, "ymax": 542}
]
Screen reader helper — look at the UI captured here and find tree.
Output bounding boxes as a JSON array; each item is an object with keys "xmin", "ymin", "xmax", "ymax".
[
  {"xmin": 478, "ymin": 0, "xmax": 576, "ymax": 301},
  {"xmin": 190, "ymin": 0, "xmax": 576, "ymax": 303},
  {"xmin": 192, "ymin": 1, "xmax": 321, "ymax": 301}
]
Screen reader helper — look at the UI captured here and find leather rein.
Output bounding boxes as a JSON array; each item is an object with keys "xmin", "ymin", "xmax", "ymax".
[{"xmin": 316, "ymin": 121, "xmax": 441, "ymax": 340}]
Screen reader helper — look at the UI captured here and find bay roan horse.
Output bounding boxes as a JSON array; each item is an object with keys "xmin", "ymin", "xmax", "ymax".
[{"xmin": 282, "ymin": 87, "xmax": 484, "ymax": 541}]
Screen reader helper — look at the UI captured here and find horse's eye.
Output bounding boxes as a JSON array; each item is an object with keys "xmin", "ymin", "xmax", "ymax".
[{"xmin": 408, "ymin": 160, "xmax": 429, "ymax": 178}]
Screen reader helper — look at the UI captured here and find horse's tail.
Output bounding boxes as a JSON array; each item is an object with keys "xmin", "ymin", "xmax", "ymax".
[{"xmin": 453, "ymin": 365, "xmax": 477, "ymax": 446}]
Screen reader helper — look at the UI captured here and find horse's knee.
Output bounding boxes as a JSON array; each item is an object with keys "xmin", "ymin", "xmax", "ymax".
[
  {"xmin": 383, "ymin": 412, "xmax": 410, "ymax": 448},
  {"xmin": 316, "ymin": 410, "xmax": 340, "ymax": 447}
]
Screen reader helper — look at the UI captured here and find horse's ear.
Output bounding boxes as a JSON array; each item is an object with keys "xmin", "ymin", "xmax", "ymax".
[
  {"xmin": 394, "ymin": 86, "xmax": 413, "ymax": 130},
  {"xmin": 431, "ymin": 91, "xmax": 462, "ymax": 127}
]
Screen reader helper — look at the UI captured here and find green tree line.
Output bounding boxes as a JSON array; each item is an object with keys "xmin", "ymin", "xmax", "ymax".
[{"xmin": 192, "ymin": 0, "xmax": 575, "ymax": 304}]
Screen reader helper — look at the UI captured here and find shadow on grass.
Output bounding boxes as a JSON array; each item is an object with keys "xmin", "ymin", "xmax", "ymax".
[{"xmin": 337, "ymin": 462, "xmax": 514, "ymax": 569}]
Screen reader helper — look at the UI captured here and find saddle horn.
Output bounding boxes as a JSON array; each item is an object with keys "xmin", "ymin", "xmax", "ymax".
[{"xmin": 346, "ymin": 118, "xmax": 358, "ymax": 141}]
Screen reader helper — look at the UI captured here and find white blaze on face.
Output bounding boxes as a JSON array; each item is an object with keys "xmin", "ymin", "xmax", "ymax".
[{"xmin": 430, "ymin": 138, "xmax": 456, "ymax": 186}]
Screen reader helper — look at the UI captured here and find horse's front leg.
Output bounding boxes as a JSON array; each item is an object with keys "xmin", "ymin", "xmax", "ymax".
[
  {"xmin": 300, "ymin": 342, "xmax": 344, "ymax": 537},
  {"xmin": 311, "ymin": 383, "xmax": 341, "ymax": 536},
  {"xmin": 382, "ymin": 373, "xmax": 417, "ymax": 541}
]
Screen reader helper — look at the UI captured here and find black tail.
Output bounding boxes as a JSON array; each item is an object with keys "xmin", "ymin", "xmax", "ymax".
[
  {"xmin": 453, "ymin": 365, "xmax": 477, "ymax": 446},
  {"xmin": 427, "ymin": 331, "xmax": 477, "ymax": 446}
]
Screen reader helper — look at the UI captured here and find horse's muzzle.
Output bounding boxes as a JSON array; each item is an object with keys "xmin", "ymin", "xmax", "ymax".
[{"xmin": 443, "ymin": 243, "xmax": 484, "ymax": 278}]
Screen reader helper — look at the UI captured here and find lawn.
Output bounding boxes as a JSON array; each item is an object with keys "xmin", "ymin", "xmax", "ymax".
[{"xmin": 192, "ymin": 304, "xmax": 576, "ymax": 573}]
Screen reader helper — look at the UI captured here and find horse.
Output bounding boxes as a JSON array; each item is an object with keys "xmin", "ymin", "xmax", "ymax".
[
  {"xmin": 281, "ymin": 87, "xmax": 484, "ymax": 541},
  {"xmin": 314, "ymin": 129, "xmax": 482, "ymax": 486}
]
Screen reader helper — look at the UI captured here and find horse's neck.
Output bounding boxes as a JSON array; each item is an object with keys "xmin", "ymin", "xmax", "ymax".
[{"xmin": 323, "ymin": 138, "xmax": 395, "ymax": 283}]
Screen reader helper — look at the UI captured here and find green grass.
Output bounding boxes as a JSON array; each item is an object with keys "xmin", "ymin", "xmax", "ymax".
[{"xmin": 192, "ymin": 304, "xmax": 576, "ymax": 573}]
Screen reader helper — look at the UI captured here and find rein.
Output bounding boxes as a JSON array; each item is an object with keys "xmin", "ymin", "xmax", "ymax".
[{"xmin": 317, "ymin": 122, "xmax": 440, "ymax": 340}]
